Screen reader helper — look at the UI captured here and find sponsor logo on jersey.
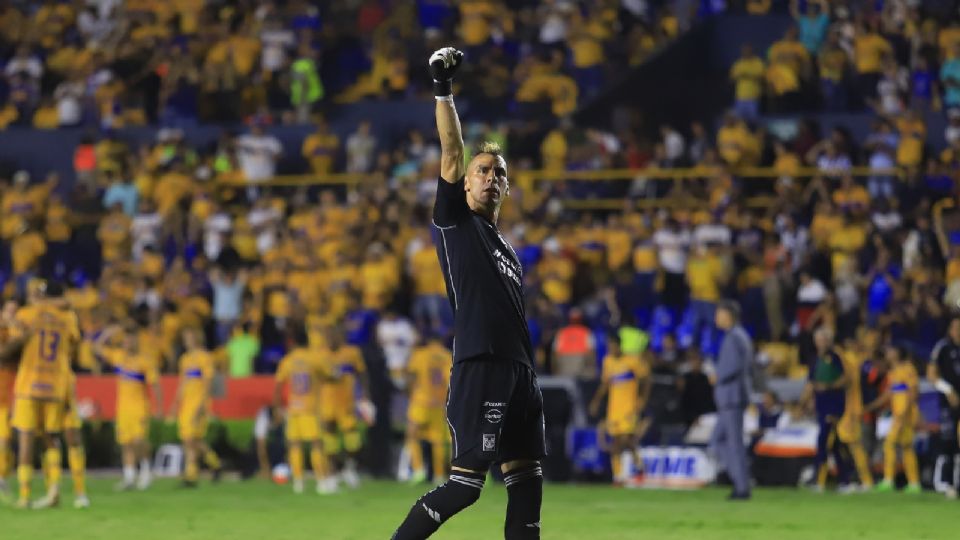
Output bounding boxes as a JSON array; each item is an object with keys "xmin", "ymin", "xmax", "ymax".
[{"xmin": 484, "ymin": 409, "xmax": 503, "ymax": 423}]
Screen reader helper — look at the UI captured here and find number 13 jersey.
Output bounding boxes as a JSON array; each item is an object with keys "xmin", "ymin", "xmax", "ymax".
[{"xmin": 13, "ymin": 304, "xmax": 80, "ymax": 401}]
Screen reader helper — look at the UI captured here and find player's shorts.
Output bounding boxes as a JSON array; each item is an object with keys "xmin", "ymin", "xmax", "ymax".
[
  {"xmin": 117, "ymin": 403, "xmax": 149, "ymax": 445},
  {"xmin": 446, "ymin": 357, "xmax": 546, "ymax": 470},
  {"xmin": 12, "ymin": 398, "xmax": 64, "ymax": 433},
  {"xmin": 320, "ymin": 407, "xmax": 359, "ymax": 433},
  {"xmin": 286, "ymin": 413, "xmax": 320, "ymax": 442},
  {"xmin": 837, "ymin": 413, "xmax": 862, "ymax": 444},
  {"xmin": 62, "ymin": 396, "xmax": 82, "ymax": 431},
  {"xmin": 605, "ymin": 412, "xmax": 638, "ymax": 437},
  {"xmin": 408, "ymin": 404, "xmax": 448, "ymax": 441},
  {"xmin": 178, "ymin": 404, "xmax": 209, "ymax": 441},
  {"xmin": 0, "ymin": 406, "xmax": 10, "ymax": 439}
]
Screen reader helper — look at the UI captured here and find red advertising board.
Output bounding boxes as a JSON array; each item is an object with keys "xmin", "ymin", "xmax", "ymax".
[{"xmin": 76, "ymin": 375, "xmax": 275, "ymax": 420}]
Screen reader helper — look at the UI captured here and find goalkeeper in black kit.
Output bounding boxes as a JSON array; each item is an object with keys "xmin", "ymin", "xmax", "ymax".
[{"xmin": 390, "ymin": 47, "xmax": 546, "ymax": 540}]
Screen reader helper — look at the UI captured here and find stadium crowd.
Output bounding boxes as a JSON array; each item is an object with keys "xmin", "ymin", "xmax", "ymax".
[
  {"xmin": 0, "ymin": 95, "xmax": 957, "ymax": 378},
  {"xmin": 731, "ymin": 0, "xmax": 960, "ymax": 117},
  {"xmin": 0, "ymin": 0, "xmax": 686, "ymax": 130}
]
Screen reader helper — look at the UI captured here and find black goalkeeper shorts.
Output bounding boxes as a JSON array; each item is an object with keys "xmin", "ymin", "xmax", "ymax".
[{"xmin": 446, "ymin": 356, "xmax": 546, "ymax": 470}]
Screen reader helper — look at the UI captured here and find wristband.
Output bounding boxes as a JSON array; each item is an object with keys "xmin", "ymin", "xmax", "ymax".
[
  {"xmin": 433, "ymin": 79, "xmax": 452, "ymax": 97},
  {"xmin": 435, "ymin": 95, "xmax": 453, "ymax": 102}
]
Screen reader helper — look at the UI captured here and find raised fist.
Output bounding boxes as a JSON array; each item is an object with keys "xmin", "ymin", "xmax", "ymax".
[{"xmin": 429, "ymin": 47, "xmax": 464, "ymax": 82}]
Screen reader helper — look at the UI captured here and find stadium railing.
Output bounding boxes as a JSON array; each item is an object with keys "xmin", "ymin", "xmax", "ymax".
[
  {"xmin": 217, "ymin": 166, "xmax": 902, "ymax": 210},
  {"xmin": 219, "ymin": 166, "xmax": 900, "ymax": 187}
]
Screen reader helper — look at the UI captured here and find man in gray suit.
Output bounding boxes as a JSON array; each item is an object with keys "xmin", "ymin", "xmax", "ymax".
[{"xmin": 711, "ymin": 300, "xmax": 753, "ymax": 500}]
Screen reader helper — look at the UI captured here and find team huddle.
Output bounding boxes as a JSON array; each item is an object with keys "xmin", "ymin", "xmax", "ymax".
[
  {"xmin": 273, "ymin": 327, "xmax": 451, "ymax": 494},
  {"xmin": 0, "ymin": 279, "xmax": 229, "ymax": 508},
  {"xmin": 272, "ymin": 324, "xmax": 372, "ymax": 494},
  {"xmin": 0, "ymin": 281, "xmax": 89, "ymax": 509},
  {"xmin": 0, "ymin": 277, "xmax": 448, "ymax": 508}
]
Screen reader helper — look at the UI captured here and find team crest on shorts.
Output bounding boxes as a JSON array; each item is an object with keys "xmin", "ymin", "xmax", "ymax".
[
  {"xmin": 484, "ymin": 409, "xmax": 503, "ymax": 423},
  {"xmin": 482, "ymin": 433, "xmax": 496, "ymax": 452}
]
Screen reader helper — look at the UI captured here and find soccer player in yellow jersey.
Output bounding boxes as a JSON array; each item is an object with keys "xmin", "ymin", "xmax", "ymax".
[
  {"xmin": 319, "ymin": 325, "xmax": 371, "ymax": 489},
  {"xmin": 170, "ymin": 327, "xmax": 222, "ymax": 487},
  {"xmin": 95, "ymin": 324, "xmax": 162, "ymax": 491},
  {"xmin": 24, "ymin": 279, "xmax": 91, "ymax": 507},
  {"xmin": 868, "ymin": 345, "xmax": 921, "ymax": 494},
  {"xmin": 274, "ymin": 331, "xmax": 331, "ymax": 495},
  {"xmin": 836, "ymin": 340, "xmax": 875, "ymax": 490},
  {"xmin": 9, "ymin": 281, "xmax": 81, "ymax": 509},
  {"xmin": 405, "ymin": 336, "xmax": 452, "ymax": 484},
  {"xmin": 589, "ymin": 336, "xmax": 651, "ymax": 485}
]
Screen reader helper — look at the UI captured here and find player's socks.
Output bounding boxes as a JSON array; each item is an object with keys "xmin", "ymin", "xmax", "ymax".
[
  {"xmin": 290, "ymin": 446, "xmax": 305, "ymax": 484},
  {"xmin": 0, "ymin": 444, "xmax": 10, "ymax": 479},
  {"xmin": 309, "ymin": 447, "xmax": 327, "ymax": 480},
  {"xmin": 185, "ymin": 459, "xmax": 199, "ymax": 483},
  {"xmin": 611, "ymin": 453, "xmax": 622, "ymax": 482},
  {"xmin": 204, "ymin": 449, "xmax": 222, "ymax": 481},
  {"xmin": 203, "ymin": 449, "xmax": 222, "ymax": 470},
  {"xmin": 17, "ymin": 464, "xmax": 32, "ymax": 501},
  {"xmin": 122, "ymin": 465, "xmax": 137, "ymax": 487},
  {"xmin": 69, "ymin": 446, "xmax": 86, "ymax": 496},
  {"xmin": 408, "ymin": 439, "xmax": 425, "ymax": 477},
  {"xmin": 343, "ymin": 456, "xmax": 360, "ymax": 488},
  {"xmin": 137, "ymin": 460, "xmax": 153, "ymax": 490},
  {"xmin": 883, "ymin": 437, "xmax": 897, "ymax": 483},
  {"xmin": 45, "ymin": 448, "xmax": 62, "ymax": 493},
  {"xmin": 391, "ymin": 469, "xmax": 485, "ymax": 540},
  {"xmin": 903, "ymin": 447, "xmax": 920, "ymax": 486},
  {"xmin": 850, "ymin": 444, "xmax": 874, "ymax": 487},
  {"xmin": 504, "ymin": 463, "xmax": 543, "ymax": 540},
  {"xmin": 620, "ymin": 452, "xmax": 633, "ymax": 483},
  {"xmin": 816, "ymin": 463, "xmax": 829, "ymax": 488}
]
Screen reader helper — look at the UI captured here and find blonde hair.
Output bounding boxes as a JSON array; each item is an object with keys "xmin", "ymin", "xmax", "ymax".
[{"xmin": 475, "ymin": 140, "xmax": 503, "ymax": 157}]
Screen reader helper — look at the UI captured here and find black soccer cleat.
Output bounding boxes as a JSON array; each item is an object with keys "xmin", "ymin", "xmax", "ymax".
[{"xmin": 727, "ymin": 491, "xmax": 751, "ymax": 501}]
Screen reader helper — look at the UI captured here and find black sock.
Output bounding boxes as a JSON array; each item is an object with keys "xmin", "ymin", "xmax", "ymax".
[
  {"xmin": 392, "ymin": 470, "xmax": 486, "ymax": 540},
  {"xmin": 504, "ymin": 463, "xmax": 543, "ymax": 540}
]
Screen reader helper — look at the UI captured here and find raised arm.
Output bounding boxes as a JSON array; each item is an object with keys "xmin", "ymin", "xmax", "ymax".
[
  {"xmin": 789, "ymin": 0, "xmax": 800, "ymax": 19},
  {"xmin": 429, "ymin": 47, "xmax": 466, "ymax": 183}
]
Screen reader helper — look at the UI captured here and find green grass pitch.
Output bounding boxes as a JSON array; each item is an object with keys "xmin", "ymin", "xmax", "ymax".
[{"xmin": 3, "ymin": 478, "xmax": 957, "ymax": 539}]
